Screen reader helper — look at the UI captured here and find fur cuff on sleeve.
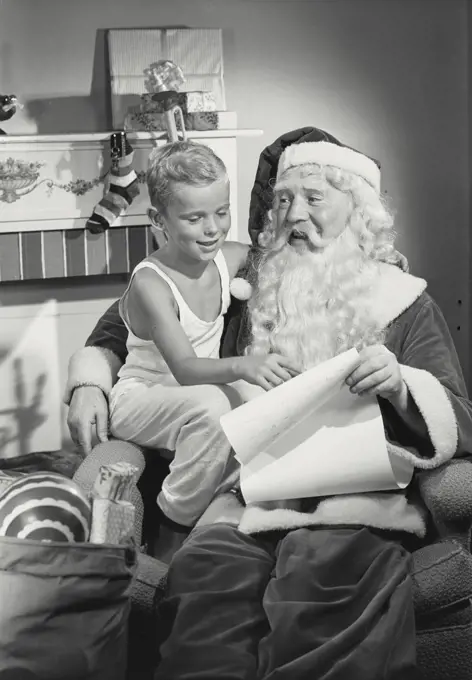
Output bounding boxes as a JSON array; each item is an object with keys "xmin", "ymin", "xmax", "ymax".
[
  {"xmin": 398, "ymin": 364, "xmax": 458, "ymax": 468},
  {"xmin": 63, "ymin": 346, "xmax": 122, "ymax": 405}
]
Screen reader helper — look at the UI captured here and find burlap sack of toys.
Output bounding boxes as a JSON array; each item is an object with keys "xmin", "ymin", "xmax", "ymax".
[
  {"xmin": 0, "ymin": 463, "xmax": 138, "ymax": 680},
  {"xmin": 0, "ymin": 538, "xmax": 137, "ymax": 680}
]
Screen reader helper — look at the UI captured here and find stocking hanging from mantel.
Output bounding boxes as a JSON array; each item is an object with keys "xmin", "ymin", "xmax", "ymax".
[
  {"xmin": 85, "ymin": 60, "xmax": 189, "ymax": 234},
  {"xmin": 86, "ymin": 131, "xmax": 140, "ymax": 234}
]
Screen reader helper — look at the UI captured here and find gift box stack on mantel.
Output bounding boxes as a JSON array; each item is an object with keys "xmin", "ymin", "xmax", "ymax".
[
  {"xmin": 0, "ymin": 28, "xmax": 265, "ymax": 284},
  {"xmin": 107, "ymin": 27, "xmax": 236, "ymax": 131}
]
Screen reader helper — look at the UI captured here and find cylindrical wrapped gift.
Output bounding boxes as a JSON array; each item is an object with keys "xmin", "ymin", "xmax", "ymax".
[{"xmin": 90, "ymin": 499, "xmax": 136, "ymax": 545}]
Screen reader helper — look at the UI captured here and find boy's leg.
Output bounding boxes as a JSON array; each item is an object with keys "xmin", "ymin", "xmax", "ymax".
[
  {"xmin": 110, "ymin": 382, "xmax": 243, "ymax": 527},
  {"xmin": 258, "ymin": 526, "xmax": 419, "ymax": 680},
  {"xmin": 155, "ymin": 523, "xmax": 277, "ymax": 680}
]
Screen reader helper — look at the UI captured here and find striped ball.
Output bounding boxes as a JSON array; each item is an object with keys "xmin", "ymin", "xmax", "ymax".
[{"xmin": 0, "ymin": 472, "xmax": 92, "ymax": 543}]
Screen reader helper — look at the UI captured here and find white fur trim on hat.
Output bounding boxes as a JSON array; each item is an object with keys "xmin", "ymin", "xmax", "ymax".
[{"xmin": 276, "ymin": 141, "xmax": 381, "ymax": 193}]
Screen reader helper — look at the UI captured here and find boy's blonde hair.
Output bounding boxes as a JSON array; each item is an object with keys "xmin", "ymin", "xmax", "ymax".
[{"xmin": 147, "ymin": 140, "xmax": 228, "ymax": 212}]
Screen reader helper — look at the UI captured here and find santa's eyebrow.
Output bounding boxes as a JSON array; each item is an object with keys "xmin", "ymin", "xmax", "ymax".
[
  {"xmin": 273, "ymin": 181, "xmax": 292, "ymax": 194},
  {"xmin": 302, "ymin": 187, "xmax": 324, "ymax": 196}
]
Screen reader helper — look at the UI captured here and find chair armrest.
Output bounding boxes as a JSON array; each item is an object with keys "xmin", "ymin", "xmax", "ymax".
[
  {"xmin": 73, "ymin": 439, "xmax": 147, "ymax": 545},
  {"xmin": 417, "ymin": 458, "xmax": 472, "ymax": 548}
]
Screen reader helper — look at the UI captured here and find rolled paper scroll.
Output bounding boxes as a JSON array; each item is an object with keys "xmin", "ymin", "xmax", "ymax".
[{"xmin": 89, "ymin": 462, "xmax": 138, "ymax": 544}]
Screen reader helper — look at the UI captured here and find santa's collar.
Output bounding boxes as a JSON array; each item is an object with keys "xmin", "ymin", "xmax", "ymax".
[{"xmin": 371, "ymin": 262, "xmax": 427, "ymax": 329}]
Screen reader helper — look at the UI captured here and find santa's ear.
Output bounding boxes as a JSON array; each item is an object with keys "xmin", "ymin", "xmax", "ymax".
[{"xmin": 230, "ymin": 277, "xmax": 253, "ymax": 301}]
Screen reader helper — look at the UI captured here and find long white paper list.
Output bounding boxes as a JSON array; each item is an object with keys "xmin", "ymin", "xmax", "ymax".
[{"xmin": 221, "ymin": 349, "xmax": 413, "ymax": 504}]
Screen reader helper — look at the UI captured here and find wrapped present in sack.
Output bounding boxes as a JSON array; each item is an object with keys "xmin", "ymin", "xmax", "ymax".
[
  {"xmin": 89, "ymin": 461, "xmax": 139, "ymax": 545},
  {"xmin": 0, "ymin": 470, "xmax": 137, "ymax": 680}
]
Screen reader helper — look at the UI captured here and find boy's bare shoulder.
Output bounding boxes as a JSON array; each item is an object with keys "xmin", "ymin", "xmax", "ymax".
[
  {"xmin": 222, "ymin": 241, "xmax": 250, "ymax": 278},
  {"xmin": 130, "ymin": 263, "xmax": 176, "ymax": 312}
]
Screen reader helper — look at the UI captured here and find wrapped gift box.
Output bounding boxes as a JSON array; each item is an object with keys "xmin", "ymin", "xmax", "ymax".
[
  {"xmin": 107, "ymin": 28, "xmax": 226, "ymax": 128},
  {"xmin": 141, "ymin": 91, "xmax": 217, "ymax": 114},
  {"xmin": 89, "ymin": 499, "xmax": 135, "ymax": 545},
  {"xmin": 125, "ymin": 109, "xmax": 237, "ymax": 132}
]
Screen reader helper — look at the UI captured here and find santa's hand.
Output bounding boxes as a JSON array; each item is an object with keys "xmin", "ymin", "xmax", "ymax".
[
  {"xmin": 67, "ymin": 385, "xmax": 109, "ymax": 455},
  {"xmin": 236, "ymin": 354, "xmax": 301, "ymax": 391},
  {"xmin": 345, "ymin": 345, "xmax": 405, "ymax": 401}
]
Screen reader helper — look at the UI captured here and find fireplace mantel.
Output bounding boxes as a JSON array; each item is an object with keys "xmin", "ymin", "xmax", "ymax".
[{"xmin": 0, "ymin": 126, "xmax": 262, "ymax": 282}]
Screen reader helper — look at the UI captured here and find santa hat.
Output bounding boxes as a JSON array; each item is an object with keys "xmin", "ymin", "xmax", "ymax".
[
  {"xmin": 247, "ymin": 126, "xmax": 381, "ymax": 246},
  {"xmin": 276, "ymin": 140, "xmax": 381, "ymax": 192}
]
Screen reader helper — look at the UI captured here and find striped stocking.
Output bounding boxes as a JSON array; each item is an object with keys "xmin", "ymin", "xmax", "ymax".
[{"xmin": 86, "ymin": 132, "xmax": 140, "ymax": 234}]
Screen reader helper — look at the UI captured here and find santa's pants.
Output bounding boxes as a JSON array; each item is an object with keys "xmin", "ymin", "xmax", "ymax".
[
  {"xmin": 109, "ymin": 380, "xmax": 242, "ymax": 526},
  {"xmin": 155, "ymin": 523, "xmax": 421, "ymax": 680}
]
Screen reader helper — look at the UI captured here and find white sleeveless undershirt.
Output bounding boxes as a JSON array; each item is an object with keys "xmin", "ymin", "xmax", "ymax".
[{"xmin": 115, "ymin": 250, "xmax": 231, "ymax": 388}]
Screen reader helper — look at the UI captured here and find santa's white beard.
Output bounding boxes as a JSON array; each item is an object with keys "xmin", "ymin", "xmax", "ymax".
[{"xmin": 247, "ymin": 229, "xmax": 385, "ymax": 369}]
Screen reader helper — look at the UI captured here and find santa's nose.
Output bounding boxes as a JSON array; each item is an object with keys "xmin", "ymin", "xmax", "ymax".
[{"xmin": 285, "ymin": 196, "xmax": 309, "ymax": 224}]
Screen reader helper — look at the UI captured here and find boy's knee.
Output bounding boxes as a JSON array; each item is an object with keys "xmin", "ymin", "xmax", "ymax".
[{"xmin": 189, "ymin": 386, "xmax": 234, "ymax": 424}]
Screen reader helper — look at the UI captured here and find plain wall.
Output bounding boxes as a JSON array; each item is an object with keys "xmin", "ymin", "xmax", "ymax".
[{"xmin": 1, "ymin": 0, "xmax": 470, "ymax": 393}]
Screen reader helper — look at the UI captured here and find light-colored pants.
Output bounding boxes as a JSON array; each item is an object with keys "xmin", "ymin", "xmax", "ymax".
[{"xmin": 109, "ymin": 379, "xmax": 244, "ymax": 527}]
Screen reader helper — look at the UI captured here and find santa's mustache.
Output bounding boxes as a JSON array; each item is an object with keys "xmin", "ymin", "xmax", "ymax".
[{"xmin": 272, "ymin": 226, "xmax": 317, "ymax": 251}]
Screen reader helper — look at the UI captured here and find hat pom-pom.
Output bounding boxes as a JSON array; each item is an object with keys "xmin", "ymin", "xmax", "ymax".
[{"xmin": 230, "ymin": 277, "xmax": 253, "ymax": 301}]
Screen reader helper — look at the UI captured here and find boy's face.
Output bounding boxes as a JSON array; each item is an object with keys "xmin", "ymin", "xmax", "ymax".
[{"xmin": 153, "ymin": 178, "xmax": 231, "ymax": 262}]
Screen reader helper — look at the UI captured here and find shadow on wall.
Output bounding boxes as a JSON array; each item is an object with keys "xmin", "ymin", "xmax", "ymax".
[
  {"xmin": 23, "ymin": 25, "xmax": 189, "ymax": 134},
  {"xmin": 24, "ymin": 29, "xmax": 111, "ymax": 133},
  {"xmin": 0, "ymin": 355, "xmax": 47, "ymax": 458}
]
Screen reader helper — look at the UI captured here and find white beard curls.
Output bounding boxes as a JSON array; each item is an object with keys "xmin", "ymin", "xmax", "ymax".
[{"xmin": 247, "ymin": 228, "xmax": 386, "ymax": 370}]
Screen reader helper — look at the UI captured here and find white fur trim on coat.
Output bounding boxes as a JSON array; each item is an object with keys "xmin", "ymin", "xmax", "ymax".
[
  {"xmin": 63, "ymin": 346, "xmax": 122, "ymax": 405},
  {"xmin": 370, "ymin": 263, "xmax": 427, "ymax": 329},
  {"xmin": 276, "ymin": 141, "xmax": 381, "ymax": 193},
  {"xmin": 238, "ymin": 492, "xmax": 428, "ymax": 537},
  {"xmin": 202, "ymin": 490, "xmax": 429, "ymax": 538},
  {"xmin": 397, "ymin": 365, "xmax": 458, "ymax": 467}
]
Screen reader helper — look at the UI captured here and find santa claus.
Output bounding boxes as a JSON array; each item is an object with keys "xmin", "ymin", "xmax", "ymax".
[{"xmin": 66, "ymin": 127, "xmax": 472, "ymax": 680}]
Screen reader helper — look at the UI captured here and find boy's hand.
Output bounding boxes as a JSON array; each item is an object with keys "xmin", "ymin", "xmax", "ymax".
[
  {"xmin": 345, "ymin": 345, "xmax": 405, "ymax": 401},
  {"xmin": 237, "ymin": 354, "xmax": 301, "ymax": 391}
]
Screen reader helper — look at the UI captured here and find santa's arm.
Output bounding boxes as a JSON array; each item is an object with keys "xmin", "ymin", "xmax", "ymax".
[
  {"xmin": 63, "ymin": 300, "xmax": 127, "ymax": 405},
  {"xmin": 384, "ymin": 294, "xmax": 472, "ymax": 469},
  {"xmin": 387, "ymin": 382, "xmax": 429, "ymax": 441}
]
